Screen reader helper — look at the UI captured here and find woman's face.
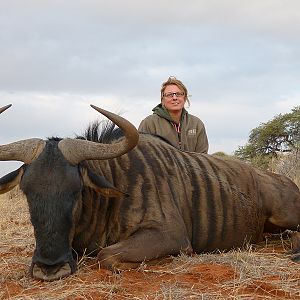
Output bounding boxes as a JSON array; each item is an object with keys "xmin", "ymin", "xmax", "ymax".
[{"xmin": 162, "ymin": 84, "xmax": 186, "ymax": 113}]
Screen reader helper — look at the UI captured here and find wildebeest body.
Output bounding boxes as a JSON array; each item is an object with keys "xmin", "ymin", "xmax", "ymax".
[
  {"xmin": 1, "ymin": 104, "xmax": 300, "ymax": 281},
  {"xmin": 69, "ymin": 134, "xmax": 298, "ymax": 262}
]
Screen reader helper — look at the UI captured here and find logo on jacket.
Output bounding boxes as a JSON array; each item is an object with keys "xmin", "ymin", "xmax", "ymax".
[{"xmin": 188, "ymin": 129, "xmax": 197, "ymax": 136}]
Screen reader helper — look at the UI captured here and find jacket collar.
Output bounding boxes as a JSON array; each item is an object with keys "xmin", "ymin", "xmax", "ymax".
[{"xmin": 152, "ymin": 103, "xmax": 187, "ymax": 124}]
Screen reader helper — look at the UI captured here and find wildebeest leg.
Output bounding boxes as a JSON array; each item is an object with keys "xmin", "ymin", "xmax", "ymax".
[
  {"xmin": 290, "ymin": 231, "xmax": 300, "ymax": 262},
  {"xmin": 265, "ymin": 207, "xmax": 300, "ymax": 262},
  {"xmin": 265, "ymin": 194, "xmax": 300, "ymax": 234},
  {"xmin": 97, "ymin": 228, "xmax": 192, "ymax": 270}
]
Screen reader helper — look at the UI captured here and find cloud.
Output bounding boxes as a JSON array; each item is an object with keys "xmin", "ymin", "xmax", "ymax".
[
  {"xmin": 1, "ymin": 1, "xmax": 300, "ymax": 92},
  {"xmin": 0, "ymin": 92, "xmax": 130, "ymax": 141},
  {"xmin": 275, "ymin": 94, "xmax": 300, "ymax": 113},
  {"xmin": 0, "ymin": 1, "xmax": 300, "ymax": 177}
]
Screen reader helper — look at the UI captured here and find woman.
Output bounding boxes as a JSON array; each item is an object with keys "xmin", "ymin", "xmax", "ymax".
[{"xmin": 138, "ymin": 76, "xmax": 209, "ymax": 153}]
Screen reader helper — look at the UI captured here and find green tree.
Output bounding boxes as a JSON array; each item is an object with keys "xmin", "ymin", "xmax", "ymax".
[{"xmin": 234, "ymin": 106, "xmax": 300, "ymax": 170}]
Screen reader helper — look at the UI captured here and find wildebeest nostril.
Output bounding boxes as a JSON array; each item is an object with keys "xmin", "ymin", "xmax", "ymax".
[
  {"xmin": 41, "ymin": 264, "xmax": 63, "ymax": 275},
  {"xmin": 32, "ymin": 263, "xmax": 72, "ymax": 281}
]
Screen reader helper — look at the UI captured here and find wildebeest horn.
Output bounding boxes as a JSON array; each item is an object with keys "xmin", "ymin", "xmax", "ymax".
[
  {"xmin": 0, "ymin": 104, "xmax": 46, "ymax": 163},
  {"xmin": 58, "ymin": 104, "xmax": 139, "ymax": 164},
  {"xmin": 0, "ymin": 104, "xmax": 12, "ymax": 114},
  {"xmin": 0, "ymin": 139, "xmax": 46, "ymax": 164}
]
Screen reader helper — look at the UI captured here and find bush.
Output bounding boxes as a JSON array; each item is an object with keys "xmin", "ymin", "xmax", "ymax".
[{"xmin": 234, "ymin": 106, "xmax": 300, "ymax": 172}]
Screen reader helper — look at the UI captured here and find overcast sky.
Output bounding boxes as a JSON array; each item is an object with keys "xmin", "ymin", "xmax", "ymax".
[{"xmin": 1, "ymin": 0, "xmax": 300, "ymax": 176}]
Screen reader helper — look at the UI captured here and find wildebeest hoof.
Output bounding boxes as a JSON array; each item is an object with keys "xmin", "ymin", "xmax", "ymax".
[
  {"xmin": 289, "ymin": 232, "xmax": 300, "ymax": 251},
  {"xmin": 291, "ymin": 254, "xmax": 300, "ymax": 263}
]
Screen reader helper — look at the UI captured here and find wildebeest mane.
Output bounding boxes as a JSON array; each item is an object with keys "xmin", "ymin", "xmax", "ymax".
[
  {"xmin": 47, "ymin": 137, "xmax": 62, "ymax": 142},
  {"xmin": 140, "ymin": 132, "xmax": 177, "ymax": 148},
  {"xmin": 77, "ymin": 120, "xmax": 176, "ymax": 147},
  {"xmin": 49, "ymin": 120, "xmax": 176, "ymax": 148},
  {"xmin": 77, "ymin": 120, "xmax": 124, "ymax": 144}
]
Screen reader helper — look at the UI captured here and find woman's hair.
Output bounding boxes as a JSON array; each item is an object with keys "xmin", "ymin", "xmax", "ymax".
[{"xmin": 160, "ymin": 76, "xmax": 190, "ymax": 106}]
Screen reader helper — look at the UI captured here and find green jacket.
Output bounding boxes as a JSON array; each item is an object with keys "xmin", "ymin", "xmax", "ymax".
[{"xmin": 138, "ymin": 104, "xmax": 209, "ymax": 153}]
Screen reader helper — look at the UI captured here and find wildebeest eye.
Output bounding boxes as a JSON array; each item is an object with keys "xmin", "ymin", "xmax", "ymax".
[{"xmin": 80, "ymin": 167, "xmax": 127, "ymax": 198}]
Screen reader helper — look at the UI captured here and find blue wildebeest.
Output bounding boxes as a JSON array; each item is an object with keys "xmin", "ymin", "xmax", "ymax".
[{"xmin": 0, "ymin": 104, "xmax": 300, "ymax": 281}]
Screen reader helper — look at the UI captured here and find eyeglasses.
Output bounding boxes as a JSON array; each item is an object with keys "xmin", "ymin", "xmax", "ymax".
[{"xmin": 163, "ymin": 92, "xmax": 185, "ymax": 98}]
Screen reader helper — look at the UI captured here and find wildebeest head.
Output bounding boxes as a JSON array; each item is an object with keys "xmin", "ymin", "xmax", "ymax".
[{"xmin": 0, "ymin": 104, "xmax": 139, "ymax": 281}]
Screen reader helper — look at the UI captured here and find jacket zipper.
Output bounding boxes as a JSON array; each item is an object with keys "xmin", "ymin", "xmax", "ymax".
[{"xmin": 171, "ymin": 122, "xmax": 182, "ymax": 149}]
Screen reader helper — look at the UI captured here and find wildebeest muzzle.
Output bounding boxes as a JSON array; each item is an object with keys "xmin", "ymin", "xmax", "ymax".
[{"xmin": 30, "ymin": 250, "xmax": 77, "ymax": 281}]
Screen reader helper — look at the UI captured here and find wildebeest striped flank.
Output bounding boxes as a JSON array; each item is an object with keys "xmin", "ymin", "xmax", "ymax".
[{"xmin": 1, "ymin": 104, "xmax": 300, "ymax": 281}]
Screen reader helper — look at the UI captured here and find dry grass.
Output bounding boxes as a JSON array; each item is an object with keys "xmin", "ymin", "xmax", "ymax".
[{"xmin": 1, "ymin": 188, "xmax": 300, "ymax": 300}]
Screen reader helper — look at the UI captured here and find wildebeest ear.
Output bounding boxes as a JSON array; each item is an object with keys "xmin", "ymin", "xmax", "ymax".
[
  {"xmin": 0, "ymin": 167, "xmax": 24, "ymax": 194},
  {"xmin": 80, "ymin": 167, "xmax": 128, "ymax": 198}
]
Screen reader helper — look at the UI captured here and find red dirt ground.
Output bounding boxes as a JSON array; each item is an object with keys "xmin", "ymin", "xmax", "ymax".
[
  {"xmin": 1, "ymin": 192, "xmax": 300, "ymax": 299},
  {"xmin": 1, "ymin": 238, "xmax": 300, "ymax": 300}
]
